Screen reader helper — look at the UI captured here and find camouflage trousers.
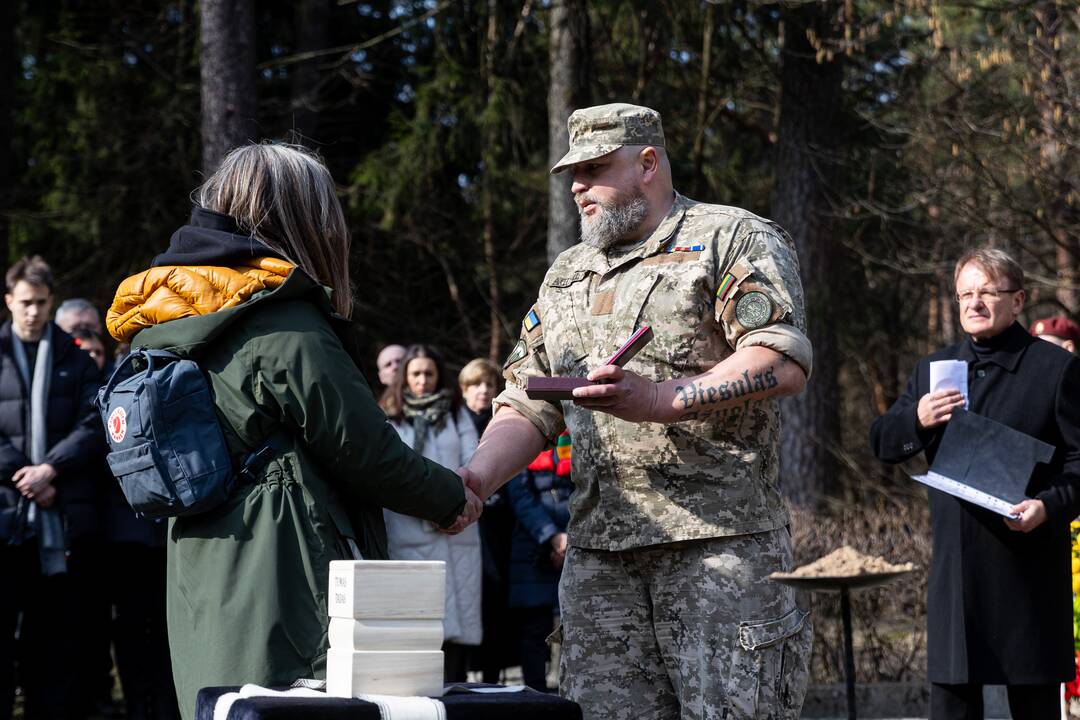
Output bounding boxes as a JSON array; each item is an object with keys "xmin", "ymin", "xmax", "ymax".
[{"xmin": 557, "ymin": 529, "xmax": 811, "ymax": 720}]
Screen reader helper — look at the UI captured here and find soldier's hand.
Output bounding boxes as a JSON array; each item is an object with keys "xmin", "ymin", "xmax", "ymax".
[
  {"xmin": 458, "ymin": 465, "xmax": 489, "ymax": 502},
  {"xmin": 916, "ymin": 390, "xmax": 965, "ymax": 430},
  {"xmin": 441, "ymin": 484, "xmax": 483, "ymax": 535},
  {"xmin": 573, "ymin": 365, "xmax": 660, "ymax": 423}
]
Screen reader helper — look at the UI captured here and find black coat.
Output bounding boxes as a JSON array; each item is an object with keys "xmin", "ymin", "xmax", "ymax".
[
  {"xmin": 0, "ymin": 321, "xmax": 106, "ymax": 541},
  {"xmin": 870, "ymin": 322, "xmax": 1080, "ymax": 684}
]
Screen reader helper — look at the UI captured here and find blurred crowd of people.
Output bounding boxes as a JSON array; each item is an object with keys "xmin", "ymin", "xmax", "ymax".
[
  {"xmin": 375, "ymin": 342, "xmax": 570, "ymax": 692},
  {"xmin": 0, "ymin": 257, "xmax": 178, "ymax": 720}
]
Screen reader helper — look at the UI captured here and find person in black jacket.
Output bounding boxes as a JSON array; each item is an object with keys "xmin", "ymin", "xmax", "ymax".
[
  {"xmin": 0, "ymin": 257, "xmax": 105, "ymax": 720},
  {"xmin": 870, "ymin": 247, "xmax": 1080, "ymax": 720}
]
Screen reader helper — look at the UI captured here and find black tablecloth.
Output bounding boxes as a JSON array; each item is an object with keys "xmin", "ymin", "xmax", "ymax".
[{"xmin": 196, "ymin": 684, "xmax": 582, "ymax": 720}]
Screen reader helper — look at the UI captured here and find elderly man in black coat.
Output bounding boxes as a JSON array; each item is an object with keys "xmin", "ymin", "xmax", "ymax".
[
  {"xmin": 870, "ymin": 247, "xmax": 1080, "ymax": 719},
  {"xmin": 0, "ymin": 256, "xmax": 104, "ymax": 720}
]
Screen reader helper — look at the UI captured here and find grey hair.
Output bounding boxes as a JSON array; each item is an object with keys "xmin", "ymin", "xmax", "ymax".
[
  {"xmin": 55, "ymin": 298, "xmax": 101, "ymax": 331},
  {"xmin": 953, "ymin": 247, "xmax": 1025, "ymax": 291},
  {"xmin": 197, "ymin": 142, "xmax": 353, "ymax": 317}
]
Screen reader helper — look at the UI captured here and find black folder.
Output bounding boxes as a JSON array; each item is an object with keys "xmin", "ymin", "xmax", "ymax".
[{"xmin": 911, "ymin": 408, "xmax": 1054, "ymax": 517}]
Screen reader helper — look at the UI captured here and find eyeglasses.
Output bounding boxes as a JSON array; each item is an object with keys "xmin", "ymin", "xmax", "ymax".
[{"xmin": 955, "ymin": 287, "xmax": 1020, "ymax": 304}]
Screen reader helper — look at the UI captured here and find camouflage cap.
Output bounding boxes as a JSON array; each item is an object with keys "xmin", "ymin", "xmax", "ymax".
[{"xmin": 550, "ymin": 103, "xmax": 665, "ymax": 175}]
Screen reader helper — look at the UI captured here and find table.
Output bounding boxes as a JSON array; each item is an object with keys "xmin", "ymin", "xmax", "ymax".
[
  {"xmin": 771, "ymin": 570, "xmax": 912, "ymax": 720},
  {"xmin": 196, "ymin": 684, "xmax": 583, "ymax": 720}
]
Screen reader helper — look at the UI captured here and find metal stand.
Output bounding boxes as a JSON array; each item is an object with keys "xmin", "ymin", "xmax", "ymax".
[
  {"xmin": 840, "ymin": 587, "xmax": 856, "ymax": 720},
  {"xmin": 770, "ymin": 567, "xmax": 912, "ymax": 720}
]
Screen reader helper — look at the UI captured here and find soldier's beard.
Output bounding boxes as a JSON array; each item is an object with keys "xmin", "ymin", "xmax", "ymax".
[{"xmin": 578, "ymin": 187, "xmax": 649, "ymax": 251}]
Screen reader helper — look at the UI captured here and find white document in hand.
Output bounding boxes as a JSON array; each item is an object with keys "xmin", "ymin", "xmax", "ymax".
[{"xmin": 929, "ymin": 360, "xmax": 968, "ymax": 408}]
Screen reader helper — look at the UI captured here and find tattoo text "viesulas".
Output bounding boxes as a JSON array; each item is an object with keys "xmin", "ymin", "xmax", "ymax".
[{"xmin": 674, "ymin": 367, "xmax": 778, "ymax": 410}]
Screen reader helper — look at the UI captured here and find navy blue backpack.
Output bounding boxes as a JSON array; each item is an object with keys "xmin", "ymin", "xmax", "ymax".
[{"xmin": 96, "ymin": 348, "xmax": 278, "ymax": 518}]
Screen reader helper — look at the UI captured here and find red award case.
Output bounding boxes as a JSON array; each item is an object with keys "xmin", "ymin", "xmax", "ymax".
[{"xmin": 524, "ymin": 326, "xmax": 654, "ymax": 401}]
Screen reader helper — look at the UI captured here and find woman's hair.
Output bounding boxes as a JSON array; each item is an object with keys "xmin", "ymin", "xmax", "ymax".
[
  {"xmin": 380, "ymin": 343, "xmax": 459, "ymax": 420},
  {"xmin": 953, "ymin": 247, "xmax": 1024, "ymax": 292},
  {"xmin": 197, "ymin": 142, "xmax": 353, "ymax": 317},
  {"xmin": 458, "ymin": 358, "xmax": 501, "ymax": 390}
]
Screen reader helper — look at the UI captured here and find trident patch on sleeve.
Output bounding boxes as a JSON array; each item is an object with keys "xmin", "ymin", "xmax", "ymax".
[{"xmin": 504, "ymin": 339, "xmax": 528, "ymax": 369}]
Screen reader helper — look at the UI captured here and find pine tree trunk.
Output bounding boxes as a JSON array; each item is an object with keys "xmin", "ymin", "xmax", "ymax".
[
  {"xmin": 546, "ymin": 0, "xmax": 590, "ymax": 265},
  {"xmin": 1033, "ymin": 1, "xmax": 1079, "ymax": 314},
  {"xmin": 290, "ymin": 0, "xmax": 329, "ymax": 142},
  {"xmin": 482, "ymin": 0, "xmax": 502, "ymax": 362},
  {"xmin": 200, "ymin": 0, "xmax": 257, "ymax": 174},
  {"xmin": 691, "ymin": 2, "xmax": 714, "ymax": 199},
  {"xmin": 772, "ymin": 2, "xmax": 844, "ymax": 507}
]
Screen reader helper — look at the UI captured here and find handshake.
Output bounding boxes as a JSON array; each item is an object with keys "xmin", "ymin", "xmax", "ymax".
[{"xmin": 440, "ymin": 466, "xmax": 487, "ymax": 535}]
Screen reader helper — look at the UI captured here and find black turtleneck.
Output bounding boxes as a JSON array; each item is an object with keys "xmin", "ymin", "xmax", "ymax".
[{"xmin": 963, "ymin": 321, "xmax": 1031, "ymax": 373}]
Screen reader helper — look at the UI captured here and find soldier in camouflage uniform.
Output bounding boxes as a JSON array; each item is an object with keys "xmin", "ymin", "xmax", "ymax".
[{"xmin": 458, "ymin": 103, "xmax": 813, "ymax": 720}]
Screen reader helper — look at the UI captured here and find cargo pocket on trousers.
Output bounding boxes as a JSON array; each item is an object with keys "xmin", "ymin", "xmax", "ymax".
[{"xmin": 724, "ymin": 607, "xmax": 809, "ymax": 720}]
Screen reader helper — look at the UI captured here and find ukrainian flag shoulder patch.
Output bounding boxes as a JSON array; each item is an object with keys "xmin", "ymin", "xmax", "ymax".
[{"xmin": 524, "ymin": 309, "xmax": 540, "ymax": 332}]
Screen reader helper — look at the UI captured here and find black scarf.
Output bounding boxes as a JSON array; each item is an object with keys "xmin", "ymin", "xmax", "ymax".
[{"xmin": 402, "ymin": 389, "xmax": 454, "ymax": 457}]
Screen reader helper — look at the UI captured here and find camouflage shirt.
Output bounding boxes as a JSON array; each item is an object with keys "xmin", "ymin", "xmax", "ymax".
[{"xmin": 495, "ymin": 193, "xmax": 812, "ymax": 551}]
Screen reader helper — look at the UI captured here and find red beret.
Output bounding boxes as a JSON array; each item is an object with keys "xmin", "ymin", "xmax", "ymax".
[{"xmin": 1030, "ymin": 316, "xmax": 1080, "ymax": 345}]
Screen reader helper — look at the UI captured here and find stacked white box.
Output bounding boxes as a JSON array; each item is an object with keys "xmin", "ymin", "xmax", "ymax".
[{"xmin": 326, "ymin": 560, "xmax": 446, "ymax": 698}]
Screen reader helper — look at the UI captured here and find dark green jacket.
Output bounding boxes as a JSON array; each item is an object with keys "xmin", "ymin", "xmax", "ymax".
[{"xmin": 132, "ymin": 270, "xmax": 465, "ymax": 719}]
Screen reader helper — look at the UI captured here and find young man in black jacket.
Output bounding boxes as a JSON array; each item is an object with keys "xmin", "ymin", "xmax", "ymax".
[
  {"xmin": 0, "ymin": 256, "xmax": 104, "ymax": 720},
  {"xmin": 870, "ymin": 247, "xmax": 1080, "ymax": 720}
]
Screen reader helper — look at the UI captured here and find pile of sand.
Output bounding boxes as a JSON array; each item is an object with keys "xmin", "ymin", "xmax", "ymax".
[{"xmin": 774, "ymin": 545, "xmax": 915, "ymax": 579}]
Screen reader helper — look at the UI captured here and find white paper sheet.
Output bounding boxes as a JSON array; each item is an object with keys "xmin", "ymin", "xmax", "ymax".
[
  {"xmin": 929, "ymin": 360, "xmax": 968, "ymax": 408},
  {"xmin": 911, "ymin": 471, "xmax": 1021, "ymax": 519}
]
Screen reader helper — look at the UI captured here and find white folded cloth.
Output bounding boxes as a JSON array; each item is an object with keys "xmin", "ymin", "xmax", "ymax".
[
  {"xmin": 358, "ymin": 694, "xmax": 446, "ymax": 720},
  {"xmin": 213, "ymin": 684, "xmax": 446, "ymax": 720},
  {"xmin": 214, "ymin": 684, "xmax": 326, "ymax": 720}
]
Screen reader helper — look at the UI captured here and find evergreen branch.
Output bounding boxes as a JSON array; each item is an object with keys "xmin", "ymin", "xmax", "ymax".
[{"xmin": 256, "ymin": 2, "xmax": 450, "ymax": 70}]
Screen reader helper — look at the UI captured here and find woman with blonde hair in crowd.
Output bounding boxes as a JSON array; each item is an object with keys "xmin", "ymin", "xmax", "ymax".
[
  {"xmin": 106, "ymin": 143, "xmax": 479, "ymax": 720},
  {"xmin": 458, "ymin": 358, "xmax": 500, "ymax": 436},
  {"xmin": 381, "ymin": 345, "xmax": 482, "ymax": 683}
]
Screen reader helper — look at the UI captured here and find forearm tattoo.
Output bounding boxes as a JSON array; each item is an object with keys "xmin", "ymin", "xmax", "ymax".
[{"xmin": 673, "ymin": 366, "xmax": 778, "ymax": 422}]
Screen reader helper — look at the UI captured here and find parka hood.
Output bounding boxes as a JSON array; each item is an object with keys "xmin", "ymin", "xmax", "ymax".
[{"xmin": 106, "ymin": 207, "xmax": 304, "ymax": 345}]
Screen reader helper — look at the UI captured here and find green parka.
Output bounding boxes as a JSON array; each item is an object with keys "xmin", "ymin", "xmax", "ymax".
[{"xmin": 120, "ymin": 260, "xmax": 465, "ymax": 719}]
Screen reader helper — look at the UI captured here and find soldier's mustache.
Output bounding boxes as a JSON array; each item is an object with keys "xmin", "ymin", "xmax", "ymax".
[{"xmin": 577, "ymin": 194, "xmax": 602, "ymax": 212}]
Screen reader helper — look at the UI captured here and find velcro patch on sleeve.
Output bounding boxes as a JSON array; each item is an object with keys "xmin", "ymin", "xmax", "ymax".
[{"xmin": 714, "ymin": 262, "xmax": 752, "ymax": 321}]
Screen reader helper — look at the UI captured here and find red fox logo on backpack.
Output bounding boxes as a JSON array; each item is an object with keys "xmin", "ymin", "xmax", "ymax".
[{"xmin": 108, "ymin": 406, "xmax": 127, "ymax": 443}]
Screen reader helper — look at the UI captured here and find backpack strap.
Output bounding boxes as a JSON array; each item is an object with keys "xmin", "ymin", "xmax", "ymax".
[{"xmin": 98, "ymin": 348, "xmax": 181, "ymax": 405}]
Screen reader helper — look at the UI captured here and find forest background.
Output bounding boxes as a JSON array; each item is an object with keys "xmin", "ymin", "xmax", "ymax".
[{"xmin": 1, "ymin": 0, "xmax": 1077, "ymax": 686}]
